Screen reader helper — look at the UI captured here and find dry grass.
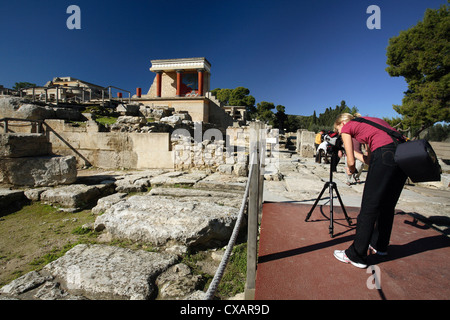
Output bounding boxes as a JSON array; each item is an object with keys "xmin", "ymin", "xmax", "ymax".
[
  {"xmin": 0, "ymin": 203, "xmax": 97, "ymax": 287},
  {"xmin": 0, "ymin": 202, "xmax": 246, "ymax": 299}
]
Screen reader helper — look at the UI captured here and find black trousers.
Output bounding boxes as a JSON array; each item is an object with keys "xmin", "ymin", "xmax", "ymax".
[{"xmin": 345, "ymin": 143, "xmax": 407, "ymax": 264}]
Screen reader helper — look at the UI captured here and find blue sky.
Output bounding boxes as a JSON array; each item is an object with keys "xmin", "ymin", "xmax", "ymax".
[{"xmin": 0, "ymin": 0, "xmax": 446, "ymax": 118}]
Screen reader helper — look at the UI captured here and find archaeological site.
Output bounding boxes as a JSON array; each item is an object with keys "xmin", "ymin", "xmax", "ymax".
[{"xmin": 0, "ymin": 57, "xmax": 448, "ymax": 301}]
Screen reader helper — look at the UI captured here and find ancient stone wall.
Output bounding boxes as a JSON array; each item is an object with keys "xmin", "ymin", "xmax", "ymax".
[
  {"xmin": 45, "ymin": 120, "xmax": 174, "ymax": 170},
  {"xmin": 296, "ymin": 129, "xmax": 316, "ymax": 158},
  {"xmin": 0, "ymin": 132, "xmax": 77, "ymax": 187}
]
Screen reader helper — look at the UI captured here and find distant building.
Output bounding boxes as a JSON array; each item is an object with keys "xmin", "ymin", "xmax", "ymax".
[
  {"xmin": 223, "ymin": 106, "xmax": 247, "ymax": 123},
  {"xmin": 137, "ymin": 57, "xmax": 236, "ymax": 128},
  {"xmin": 16, "ymin": 58, "xmax": 245, "ymax": 128},
  {"xmin": 22, "ymin": 77, "xmax": 105, "ymax": 102},
  {"xmin": 147, "ymin": 57, "xmax": 211, "ymax": 98},
  {"xmin": 0, "ymin": 85, "xmax": 15, "ymax": 95}
]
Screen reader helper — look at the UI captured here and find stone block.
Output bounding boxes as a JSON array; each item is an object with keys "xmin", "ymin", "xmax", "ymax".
[
  {"xmin": 94, "ymin": 195, "xmax": 239, "ymax": 248},
  {"xmin": 0, "ymin": 189, "xmax": 27, "ymax": 216},
  {"xmin": 40, "ymin": 183, "xmax": 115, "ymax": 211},
  {"xmin": 117, "ymin": 104, "xmax": 140, "ymax": 116},
  {"xmin": 297, "ymin": 130, "xmax": 316, "ymax": 158},
  {"xmin": 0, "ymin": 133, "xmax": 50, "ymax": 158},
  {"xmin": 233, "ymin": 163, "xmax": 248, "ymax": 177},
  {"xmin": 0, "ymin": 155, "xmax": 77, "ymax": 187},
  {"xmin": 218, "ymin": 164, "xmax": 233, "ymax": 175}
]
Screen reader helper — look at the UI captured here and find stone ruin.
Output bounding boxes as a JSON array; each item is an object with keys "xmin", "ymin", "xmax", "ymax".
[
  {"xmin": 0, "ymin": 168, "xmax": 247, "ymax": 299},
  {"xmin": 0, "ymin": 95, "xmax": 316, "ymax": 300},
  {"xmin": 0, "ymin": 95, "xmax": 311, "ymax": 174},
  {"xmin": 0, "ymin": 133, "xmax": 77, "ymax": 187}
]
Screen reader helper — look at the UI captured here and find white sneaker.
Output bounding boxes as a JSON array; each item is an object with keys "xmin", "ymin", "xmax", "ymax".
[
  {"xmin": 333, "ymin": 250, "xmax": 367, "ymax": 269},
  {"xmin": 369, "ymin": 245, "xmax": 387, "ymax": 256}
]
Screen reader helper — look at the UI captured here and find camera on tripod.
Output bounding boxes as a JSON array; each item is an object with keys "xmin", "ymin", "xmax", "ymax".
[
  {"xmin": 306, "ymin": 131, "xmax": 352, "ymax": 237},
  {"xmin": 323, "ymin": 131, "xmax": 344, "ymax": 172}
]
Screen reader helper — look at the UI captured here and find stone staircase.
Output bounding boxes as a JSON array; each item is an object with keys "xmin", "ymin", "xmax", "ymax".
[{"xmin": 205, "ymin": 92, "xmax": 222, "ymax": 108}]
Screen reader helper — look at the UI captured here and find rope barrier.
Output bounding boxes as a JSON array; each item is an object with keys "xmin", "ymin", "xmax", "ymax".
[{"xmin": 204, "ymin": 155, "xmax": 256, "ymax": 300}]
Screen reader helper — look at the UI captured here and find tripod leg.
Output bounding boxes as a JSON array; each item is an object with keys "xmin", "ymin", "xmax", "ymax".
[
  {"xmin": 329, "ymin": 183, "xmax": 334, "ymax": 237},
  {"xmin": 332, "ymin": 184, "xmax": 352, "ymax": 226},
  {"xmin": 305, "ymin": 182, "xmax": 329, "ymax": 222}
]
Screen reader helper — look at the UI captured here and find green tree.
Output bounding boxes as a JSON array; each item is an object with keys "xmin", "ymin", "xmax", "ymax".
[
  {"xmin": 211, "ymin": 87, "xmax": 256, "ymax": 120},
  {"xmin": 13, "ymin": 82, "xmax": 36, "ymax": 90},
  {"xmin": 314, "ymin": 100, "xmax": 355, "ymax": 129},
  {"xmin": 256, "ymin": 101, "xmax": 276, "ymax": 125},
  {"xmin": 228, "ymin": 87, "xmax": 253, "ymax": 106},
  {"xmin": 210, "ymin": 88, "xmax": 221, "ymax": 98},
  {"xmin": 211, "ymin": 88, "xmax": 232, "ymax": 105},
  {"xmin": 385, "ymin": 4, "xmax": 450, "ymax": 137},
  {"xmin": 284, "ymin": 115, "xmax": 311, "ymax": 132},
  {"xmin": 425, "ymin": 123, "xmax": 450, "ymax": 141},
  {"xmin": 274, "ymin": 105, "xmax": 288, "ymax": 131}
]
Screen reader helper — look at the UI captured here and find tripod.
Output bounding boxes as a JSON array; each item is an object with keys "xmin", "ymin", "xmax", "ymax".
[{"xmin": 305, "ymin": 155, "xmax": 352, "ymax": 237}]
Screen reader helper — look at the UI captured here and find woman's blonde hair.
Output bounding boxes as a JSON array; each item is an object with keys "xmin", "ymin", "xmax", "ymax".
[{"xmin": 333, "ymin": 113, "xmax": 360, "ymax": 132}]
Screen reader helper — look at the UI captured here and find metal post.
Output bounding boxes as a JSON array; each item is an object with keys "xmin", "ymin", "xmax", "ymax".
[
  {"xmin": 258, "ymin": 123, "xmax": 265, "ymax": 220},
  {"xmin": 109, "ymin": 87, "xmax": 112, "ymax": 108},
  {"xmin": 245, "ymin": 122, "xmax": 261, "ymax": 300},
  {"xmin": 37, "ymin": 120, "xmax": 43, "ymax": 134}
]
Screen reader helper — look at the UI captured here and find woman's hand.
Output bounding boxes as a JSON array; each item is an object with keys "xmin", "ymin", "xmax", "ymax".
[{"xmin": 347, "ymin": 164, "xmax": 356, "ymax": 174}]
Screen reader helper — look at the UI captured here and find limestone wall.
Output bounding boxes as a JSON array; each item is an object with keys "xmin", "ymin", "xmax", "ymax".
[
  {"xmin": 146, "ymin": 72, "xmax": 176, "ymax": 98},
  {"xmin": 45, "ymin": 120, "xmax": 174, "ymax": 170},
  {"xmin": 208, "ymin": 98, "xmax": 234, "ymax": 129},
  {"xmin": 138, "ymin": 98, "xmax": 209, "ymax": 123},
  {"xmin": 296, "ymin": 129, "xmax": 315, "ymax": 158},
  {"xmin": 0, "ymin": 133, "xmax": 50, "ymax": 158},
  {"xmin": 171, "ymin": 124, "xmax": 279, "ymax": 172},
  {"xmin": 170, "ymin": 100, "xmax": 208, "ymax": 123},
  {"xmin": 0, "ymin": 132, "xmax": 77, "ymax": 187}
]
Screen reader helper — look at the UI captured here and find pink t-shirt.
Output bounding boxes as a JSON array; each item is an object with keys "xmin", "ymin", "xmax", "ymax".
[{"xmin": 341, "ymin": 117, "xmax": 397, "ymax": 152}]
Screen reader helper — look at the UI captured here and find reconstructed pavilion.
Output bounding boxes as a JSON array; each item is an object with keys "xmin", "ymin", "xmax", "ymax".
[
  {"xmin": 148, "ymin": 57, "xmax": 211, "ymax": 98},
  {"xmin": 136, "ymin": 57, "xmax": 233, "ymax": 128}
]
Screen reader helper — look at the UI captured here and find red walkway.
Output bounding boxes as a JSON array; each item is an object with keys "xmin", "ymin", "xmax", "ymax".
[{"xmin": 255, "ymin": 202, "xmax": 450, "ymax": 300}]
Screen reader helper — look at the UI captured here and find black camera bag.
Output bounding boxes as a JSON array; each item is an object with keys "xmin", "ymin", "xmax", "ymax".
[{"xmin": 352, "ymin": 118, "xmax": 441, "ymax": 183}]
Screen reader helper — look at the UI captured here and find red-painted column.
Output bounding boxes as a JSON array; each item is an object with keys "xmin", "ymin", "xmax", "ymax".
[
  {"xmin": 176, "ymin": 70, "xmax": 183, "ymax": 97},
  {"xmin": 156, "ymin": 71, "xmax": 162, "ymax": 97},
  {"xmin": 197, "ymin": 69, "xmax": 204, "ymax": 96},
  {"xmin": 136, "ymin": 87, "xmax": 142, "ymax": 98}
]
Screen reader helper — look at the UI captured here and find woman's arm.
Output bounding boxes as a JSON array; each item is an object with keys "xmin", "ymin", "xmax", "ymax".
[
  {"xmin": 356, "ymin": 144, "xmax": 371, "ymax": 165},
  {"xmin": 341, "ymin": 133, "xmax": 355, "ymax": 173},
  {"xmin": 354, "ymin": 151, "xmax": 364, "ymax": 163},
  {"xmin": 364, "ymin": 146, "xmax": 371, "ymax": 165}
]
